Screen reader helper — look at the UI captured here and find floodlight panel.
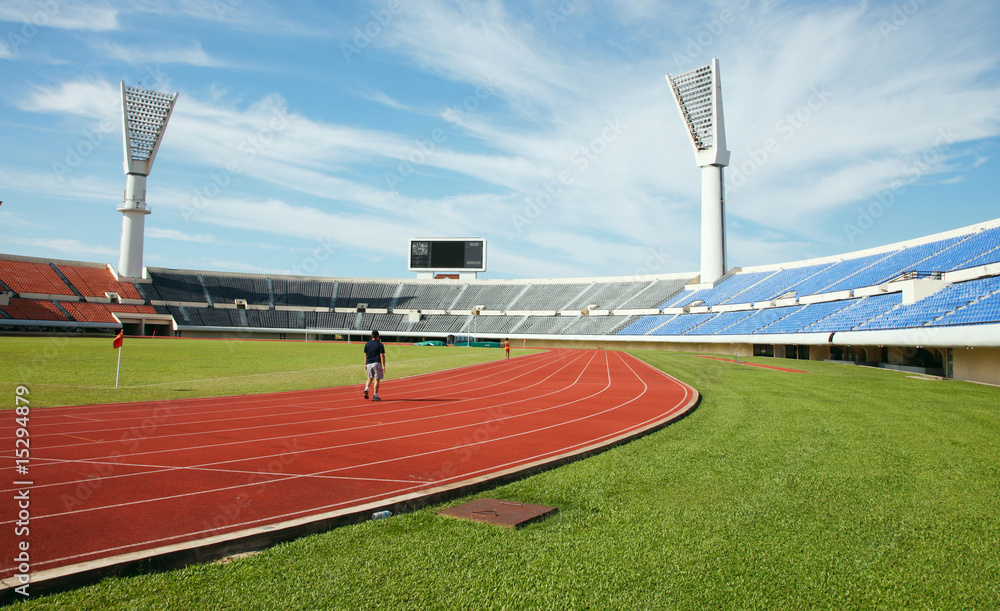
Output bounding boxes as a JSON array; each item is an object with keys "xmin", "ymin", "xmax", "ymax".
[
  {"xmin": 666, "ymin": 58, "xmax": 729, "ymax": 168},
  {"xmin": 668, "ymin": 65, "xmax": 715, "ymax": 151},
  {"xmin": 121, "ymin": 83, "xmax": 178, "ymax": 174}
]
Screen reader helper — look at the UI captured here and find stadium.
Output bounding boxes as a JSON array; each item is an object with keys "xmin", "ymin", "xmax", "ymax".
[
  {"xmin": 3, "ymin": 66, "xmax": 1000, "ymax": 386},
  {"xmin": 3, "ymin": 4, "xmax": 1000, "ymax": 609},
  {"xmin": 4, "ymin": 214, "xmax": 1000, "ymax": 385}
]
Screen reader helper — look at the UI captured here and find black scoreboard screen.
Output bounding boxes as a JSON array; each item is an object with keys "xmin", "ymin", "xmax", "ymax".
[{"xmin": 408, "ymin": 238, "xmax": 486, "ymax": 271}]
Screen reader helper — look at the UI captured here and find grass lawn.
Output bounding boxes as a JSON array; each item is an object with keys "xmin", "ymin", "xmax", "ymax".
[
  {"xmin": 1, "ymin": 336, "xmax": 525, "ymax": 407},
  {"xmin": 5, "ymin": 340, "xmax": 1000, "ymax": 610}
]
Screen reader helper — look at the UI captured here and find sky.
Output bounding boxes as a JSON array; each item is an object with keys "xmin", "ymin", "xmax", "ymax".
[{"xmin": 0, "ymin": 0, "xmax": 998, "ymax": 280}]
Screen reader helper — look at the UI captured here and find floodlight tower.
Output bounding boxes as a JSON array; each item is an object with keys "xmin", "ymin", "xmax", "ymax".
[
  {"xmin": 666, "ymin": 57, "xmax": 731, "ymax": 284},
  {"xmin": 117, "ymin": 82, "xmax": 178, "ymax": 278}
]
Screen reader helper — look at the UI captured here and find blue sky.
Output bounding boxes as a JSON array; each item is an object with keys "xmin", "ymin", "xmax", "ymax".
[{"xmin": 1, "ymin": 0, "xmax": 998, "ymax": 280}]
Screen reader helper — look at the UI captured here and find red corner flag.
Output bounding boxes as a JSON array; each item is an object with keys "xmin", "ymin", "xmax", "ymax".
[{"xmin": 113, "ymin": 330, "xmax": 124, "ymax": 389}]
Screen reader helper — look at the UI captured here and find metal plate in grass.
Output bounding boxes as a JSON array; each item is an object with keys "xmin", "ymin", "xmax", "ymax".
[{"xmin": 438, "ymin": 498, "xmax": 557, "ymax": 529}]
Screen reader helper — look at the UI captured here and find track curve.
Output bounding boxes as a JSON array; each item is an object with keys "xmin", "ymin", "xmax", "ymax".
[{"xmin": 0, "ymin": 348, "xmax": 698, "ymax": 595}]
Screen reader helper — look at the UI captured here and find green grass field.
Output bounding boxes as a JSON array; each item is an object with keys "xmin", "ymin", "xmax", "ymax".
[
  {"xmin": 5, "ymin": 337, "xmax": 1000, "ymax": 610},
  {"xmin": 1, "ymin": 336, "xmax": 527, "ymax": 407}
]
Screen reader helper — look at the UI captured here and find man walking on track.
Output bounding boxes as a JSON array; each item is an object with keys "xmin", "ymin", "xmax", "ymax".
[
  {"xmin": 363, "ymin": 330, "xmax": 386, "ymax": 401},
  {"xmin": 503, "ymin": 338, "xmax": 511, "ymax": 360}
]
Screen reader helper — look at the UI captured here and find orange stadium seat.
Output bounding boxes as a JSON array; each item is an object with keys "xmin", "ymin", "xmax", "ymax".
[
  {"xmin": 58, "ymin": 265, "xmax": 143, "ymax": 300},
  {"xmin": 0, "ymin": 259, "xmax": 74, "ymax": 295},
  {"xmin": 2, "ymin": 298, "xmax": 69, "ymax": 321},
  {"xmin": 60, "ymin": 301, "xmax": 156, "ymax": 324}
]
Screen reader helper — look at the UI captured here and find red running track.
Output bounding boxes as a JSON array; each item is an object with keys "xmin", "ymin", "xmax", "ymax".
[{"xmin": 0, "ymin": 349, "xmax": 697, "ymax": 589}]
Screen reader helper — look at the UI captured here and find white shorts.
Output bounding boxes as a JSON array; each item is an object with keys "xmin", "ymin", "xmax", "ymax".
[{"xmin": 366, "ymin": 362, "xmax": 384, "ymax": 380}]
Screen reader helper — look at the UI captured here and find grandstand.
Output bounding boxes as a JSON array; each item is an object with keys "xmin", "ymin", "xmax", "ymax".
[
  {"xmin": 2, "ymin": 217, "xmax": 1000, "ymax": 385},
  {"xmin": 0, "ymin": 256, "xmax": 164, "ymax": 331}
]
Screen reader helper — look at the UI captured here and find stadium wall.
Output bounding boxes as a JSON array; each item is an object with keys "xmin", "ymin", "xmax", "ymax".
[{"xmin": 954, "ymin": 347, "xmax": 1000, "ymax": 385}]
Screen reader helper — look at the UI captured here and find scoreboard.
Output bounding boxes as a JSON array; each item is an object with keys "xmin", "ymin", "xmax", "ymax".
[{"xmin": 408, "ymin": 238, "xmax": 486, "ymax": 272}]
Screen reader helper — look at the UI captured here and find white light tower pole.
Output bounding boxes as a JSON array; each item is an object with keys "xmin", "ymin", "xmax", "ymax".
[
  {"xmin": 666, "ymin": 57, "xmax": 731, "ymax": 284},
  {"xmin": 118, "ymin": 82, "xmax": 178, "ymax": 279}
]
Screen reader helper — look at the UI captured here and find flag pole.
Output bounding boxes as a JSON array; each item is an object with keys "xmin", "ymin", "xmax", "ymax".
[{"xmin": 113, "ymin": 329, "xmax": 124, "ymax": 389}]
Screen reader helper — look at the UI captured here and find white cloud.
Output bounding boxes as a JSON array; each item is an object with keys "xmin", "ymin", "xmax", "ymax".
[
  {"xmin": 5, "ymin": 237, "xmax": 117, "ymax": 257},
  {"xmin": 0, "ymin": 1, "xmax": 119, "ymax": 31},
  {"xmin": 358, "ymin": 89, "xmax": 413, "ymax": 112},
  {"xmin": 146, "ymin": 228, "xmax": 216, "ymax": 242},
  {"xmin": 4, "ymin": 1, "xmax": 998, "ymax": 277},
  {"xmin": 0, "ymin": 169, "xmax": 117, "ymax": 202},
  {"xmin": 18, "ymin": 80, "xmax": 120, "ymax": 121},
  {"xmin": 96, "ymin": 41, "xmax": 225, "ymax": 68},
  {"xmin": 145, "ymin": 2, "xmax": 1000, "ymax": 271},
  {"xmin": 0, "ymin": 40, "xmax": 13, "ymax": 59}
]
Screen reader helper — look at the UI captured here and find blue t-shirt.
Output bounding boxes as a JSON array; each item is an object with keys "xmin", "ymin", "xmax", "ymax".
[{"xmin": 364, "ymin": 339, "xmax": 385, "ymax": 364}]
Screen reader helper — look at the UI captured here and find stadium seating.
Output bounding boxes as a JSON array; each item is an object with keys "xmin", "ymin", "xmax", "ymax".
[
  {"xmin": 202, "ymin": 274, "xmax": 270, "ymax": 306},
  {"xmin": 560, "ymin": 314, "xmax": 638, "ymax": 335},
  {"xmin": 698, "ymin": 271, "xmax": 777, "ymax": 307},
  {"xmin": 468, "ymin": 316, "xmax": 524, "ymax": 334},
  {"xmin": 726, "ymin": 264, "xmax": 832, "ymax": 305},
  {"xmin": 724, "ymin": 305, "xmax": 804, "ymax": 335},
  {"xmin": 57, "ymin": 264, "xmax": 143, "ymax": 299},
  {"xmin": 779, "ymin": 252, "xmax": 894, "ymax": 297},
  {"xmin": 145, "ymin": 271, "xmax": 208, "ymax": 303},
  {"xmin": 821, "ymin": 237, "xmax": 963, "ymax": 291},
  {"xmin": 515, "ymin": 315, "xmax": 576, "ymax": 334},
  {"xmin": 0, "ymin": 259, "xmax": 74, "ymax": 295},
  {"xmin": 4, "ymin": 219, "xmax": 1000, "ymax": 341},
  {"xmin": 916, "ymin": 225, "xmax": 1000, "ymax": 272},
  {"xmin": 619, "ymin": 314, "xmax": 675, "ymax": 335},
  {"xmin": 507, "ymin": 284, "xmax": 590, "ymax": 311},
  {"xmin": 937, "ymin": 291, "xmax": 1000, "ymax": 326},
  {"xmin": 800, "ymin": 293, "xmax": 903, "ymax": 333},
  {"xmin": 334, "ymin": 282, "xmax": 397, "ymax": 309},
  {"xmin": 393, "ymin": 283, "xmax": 463, "ymax": 311},
  {"xmin": 450, "ymin": 284, "xmax": 523, "ymax": 311},
  {"xmin": 758, "ymin": 301, "xmax": 851, "ymax": 334},
  {"xmin": 685, "ymin": 309, "xmax": 756, "ymax": 335},
  {"xmin": 563, "ymin": 280, "xmax": 652, "ymax": 311},
  {"xmin": 410, "ymin": 315, "xmax": 469, "ymax": 333},
  {"xmin": 2, "ymin": 298, "xmax": 69, "ymax": 321},
  {"xmin": 60, "ymin": 302, "xmax": 156, "ymax": 324},
  {"xmin": 617, "ymin": 278, "xmax": 688, "ymax": 309},
  {"xmin": 650, "ymin": 312, "xmax": 716, "ymax": 335}
]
